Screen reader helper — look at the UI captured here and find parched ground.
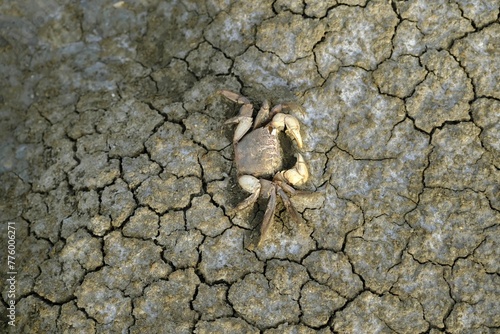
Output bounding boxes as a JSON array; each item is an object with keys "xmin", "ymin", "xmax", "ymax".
[{"xmin": 1, "ymin": 0, "xmax": 499, "ymax": 333}]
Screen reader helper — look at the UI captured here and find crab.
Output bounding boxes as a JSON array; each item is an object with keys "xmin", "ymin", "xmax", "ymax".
[{"xmin": 219, "ymin": 90, "xmax": 309, "ymax": 246}]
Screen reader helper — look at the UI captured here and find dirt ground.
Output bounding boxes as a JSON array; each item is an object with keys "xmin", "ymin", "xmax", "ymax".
[{"xmin": 1, "ymin": 0, "xmax": 499, "ymax": 333}]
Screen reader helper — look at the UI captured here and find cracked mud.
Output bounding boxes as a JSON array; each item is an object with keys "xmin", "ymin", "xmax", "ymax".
[{"xmin": 1, "ymin": 0, "xmax": 499, "ymax": 333}]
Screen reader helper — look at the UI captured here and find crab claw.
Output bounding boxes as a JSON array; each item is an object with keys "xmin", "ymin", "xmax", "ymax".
[
  {"xmin": 269, "ymin": 113, "xmax": 303, "ymax": 148},
  {"xmin": 236, "ymin": 175, "xmax": 261, "ymax": 210},
  {"xmin": 281, "ymin": 153, "xmax": 308, "ymax": 186}
]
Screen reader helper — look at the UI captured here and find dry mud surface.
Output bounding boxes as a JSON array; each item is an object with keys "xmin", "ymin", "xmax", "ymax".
[{"xmin": 1, "ymin": 0, "xmax": 499, "ymax": 333}]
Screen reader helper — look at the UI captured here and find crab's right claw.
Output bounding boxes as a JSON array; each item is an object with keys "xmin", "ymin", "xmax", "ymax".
[
  {"xmin": 270, "ymin": 113, "xmax": 303, "ymax": 148},
  {"xmin": 284, "ymin": 116, "xmax": 303, "ymax": 149},
  {"xmin": 281, "ymin": 153, "xmax": 309, "ymax": 186}
]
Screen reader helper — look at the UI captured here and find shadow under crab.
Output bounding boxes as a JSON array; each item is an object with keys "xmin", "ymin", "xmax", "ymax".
[{"xmin": 219, "ymin": 90, "xmax": 309, "ymax": 247}]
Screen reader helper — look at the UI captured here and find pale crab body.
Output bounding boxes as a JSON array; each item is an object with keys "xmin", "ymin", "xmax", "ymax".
[
  {"xmin": 219, "ymin": 90, "xmax": 309, "ymax": 246},
  {"xmin": 234, "ymin": 126, "xmax": 283, "ymax": 178}
]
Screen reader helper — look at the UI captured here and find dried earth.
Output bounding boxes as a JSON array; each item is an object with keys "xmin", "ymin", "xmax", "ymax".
[{"xmin": 1, "ymin": 0, "xmax": 499, "ymax": 333}]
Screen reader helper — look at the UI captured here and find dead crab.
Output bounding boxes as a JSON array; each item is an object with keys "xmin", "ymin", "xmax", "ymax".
[{"xmin": 219, "ymin": 90, "xmax": 309, "ymax": 246}]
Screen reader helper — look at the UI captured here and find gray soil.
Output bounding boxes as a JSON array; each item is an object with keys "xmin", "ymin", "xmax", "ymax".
[{"xmin": 0, "ymin": 0, "xmax": 499, "ymax": 333}]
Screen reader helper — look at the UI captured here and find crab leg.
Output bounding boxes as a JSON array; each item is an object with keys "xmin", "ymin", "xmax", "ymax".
[
  {"xmin": 220, "ymin": 90, "xmax": 254, "ymax": 143},
  {"xmin": 269, "ymin": 113, "xmax": 303, "ymax": 148},
  {"xmin": 276, "ymin": 187, "xmax": 302, "ymax": 226},
  {"xmin": 273, "ymin": 174, "xmax": 298, "ymax": 195},
  {"xmin": 253, "ymin": 100, "xmax": 270, "ymax": 129},
  {"xmin": 258, "ymin": 185, "xmax": 277, "ymax": 246},
  {"xmin": 274, "ymin": 172, "xmax": 314, "ymax": 201},
  {"xmin": 225, "ymin": 105, "xmax": 253, "ymax": 143},
  {"xmin": 218, "ymin": 90, "xmax": 252, "ymax": 104}
]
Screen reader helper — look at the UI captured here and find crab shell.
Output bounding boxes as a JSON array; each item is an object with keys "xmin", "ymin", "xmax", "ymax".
[{"xmin": 234, "ymin": 127, "xmax": 284, "ymax": 178}]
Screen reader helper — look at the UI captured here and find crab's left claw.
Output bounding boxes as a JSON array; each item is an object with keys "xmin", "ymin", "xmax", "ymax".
[
  {"xmin": 281, "ymin": 153, "xmax": 309, "ymax": 186},
  {"xmin": 235, "ymin": 175, "xmax": 261, "ymax": 210},
  {"xmin": 269, "ymin": 113, "xmax": 303, "ymax": 148}
]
